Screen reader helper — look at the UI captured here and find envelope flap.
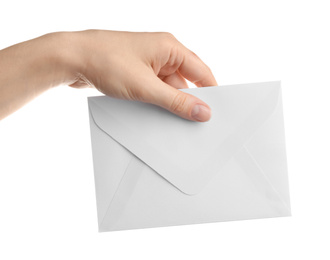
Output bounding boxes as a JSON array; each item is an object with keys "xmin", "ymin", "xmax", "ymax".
[{"xmin": 88, "ymin": 82, "xmax": 281, "ymax": 195}]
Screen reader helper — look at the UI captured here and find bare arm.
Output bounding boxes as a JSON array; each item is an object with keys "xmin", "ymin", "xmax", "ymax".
[
  {"xmin": 0, "ymin": 33, "xmax": 76, "ymax": 119},
  {"xmin": 0, "ymin": 30, "xmax": 217, "ymax": 121}
]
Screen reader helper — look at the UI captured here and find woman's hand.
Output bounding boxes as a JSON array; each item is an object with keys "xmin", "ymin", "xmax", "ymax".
[{"xmin": 0, "ymin": 30, "xmax": 217, "ymax": 121}]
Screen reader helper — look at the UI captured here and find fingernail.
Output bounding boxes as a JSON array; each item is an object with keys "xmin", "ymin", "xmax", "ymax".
[{"xmin": 191, "ymin": 104, "xmax": 211, "ymax": 122}]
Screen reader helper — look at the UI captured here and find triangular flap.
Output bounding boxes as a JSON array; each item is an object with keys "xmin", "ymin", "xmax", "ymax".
[{"xmin": 88, "ymin": 82, "xmax": 281, "ymax": 195}]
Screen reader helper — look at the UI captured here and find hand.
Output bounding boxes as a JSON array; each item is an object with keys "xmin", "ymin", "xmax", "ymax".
[
  {"xmin": 0, "ymin": 30, "xmax": 217, "ymax": 121},
  {"xmin": 69, "ymin": 30, "xmax": 217, "ymax": 121}
]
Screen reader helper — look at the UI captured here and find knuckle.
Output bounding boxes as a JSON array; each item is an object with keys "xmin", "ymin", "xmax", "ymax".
[
  {"xmin": 170, "ymin": 92, "xmax": 187, "ymax": 114},
  {"xmin": 156, "ymin": 32, "xmax": 177, "ymax": 46},
  {"xmin": 161, "ymin": 32, "xmax": 176, "ymax": 40}
]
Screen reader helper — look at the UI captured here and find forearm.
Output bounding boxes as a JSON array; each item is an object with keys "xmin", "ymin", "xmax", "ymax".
[{"xmin": 0, "ymin": 33, "xmax": 78, "ymax": 120}]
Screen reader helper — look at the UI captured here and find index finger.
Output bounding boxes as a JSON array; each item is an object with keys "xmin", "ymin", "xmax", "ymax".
[{"xmin": 178, "ymin": 47, "xmax": 218, "ymax": 87}]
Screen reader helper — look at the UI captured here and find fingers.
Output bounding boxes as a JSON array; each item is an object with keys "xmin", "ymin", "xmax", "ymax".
[
  {"xmin": 178, "ymin": 48, "xmax": 218, "ymax": 88},
  {"xmin": 146, "ymin": 38, "xmax": 216, "ymax": 121},
  {"xmin": 161, "ymin": 71, "xmax": 189, "ymax": 89},
  {"xmin": 140, "ymin": 73, "xmax": 211, "ymax": 122}
]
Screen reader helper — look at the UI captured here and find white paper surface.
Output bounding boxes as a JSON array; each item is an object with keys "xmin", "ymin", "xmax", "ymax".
[{"xmin": 88, "ymin": 81, "xmax": 291, "ymax": 232}]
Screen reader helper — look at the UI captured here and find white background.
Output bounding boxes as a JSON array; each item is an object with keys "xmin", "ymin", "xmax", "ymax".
[{"xmin": 0, "ymin": 0, "xmax": 329, "ymax": 259}]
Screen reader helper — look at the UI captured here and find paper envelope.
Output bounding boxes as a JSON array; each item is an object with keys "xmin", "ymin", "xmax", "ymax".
[{"xmin": 88, "ymin": 81, "xmax": 291, "ymax": 232}]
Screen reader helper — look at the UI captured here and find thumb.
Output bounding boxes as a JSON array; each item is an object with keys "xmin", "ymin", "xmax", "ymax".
[{"xmin": 143, "ymin": 78, "xmax": 211, "ymax": 122}]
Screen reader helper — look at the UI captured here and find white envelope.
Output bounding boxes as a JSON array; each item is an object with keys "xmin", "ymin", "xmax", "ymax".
[{"xmin": 88, "ymin": 81, "xmax": 291, "ymax": 232}]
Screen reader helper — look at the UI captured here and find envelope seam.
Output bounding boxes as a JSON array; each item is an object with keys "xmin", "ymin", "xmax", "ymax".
[
  {"xmin": 193, "ymin": 86, "xmax": 282, "ymax": 194},
  {"xmin": 99, "ymin": 156, "xmax": 135, "ymax": 229},
  {"xmin": 242, "ymin": 145, "xmax": 291, "ymax": 214}
]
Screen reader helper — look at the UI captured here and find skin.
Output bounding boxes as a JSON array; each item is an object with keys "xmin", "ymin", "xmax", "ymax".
[{"xmin": 0, "ymin": 30, "xmax": 217, "ymax": 121}]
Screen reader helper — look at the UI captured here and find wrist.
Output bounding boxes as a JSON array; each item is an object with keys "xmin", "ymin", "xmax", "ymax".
[{"xmin": 41, "ymin": 32, "xmax": 84, "ymax": 87}]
